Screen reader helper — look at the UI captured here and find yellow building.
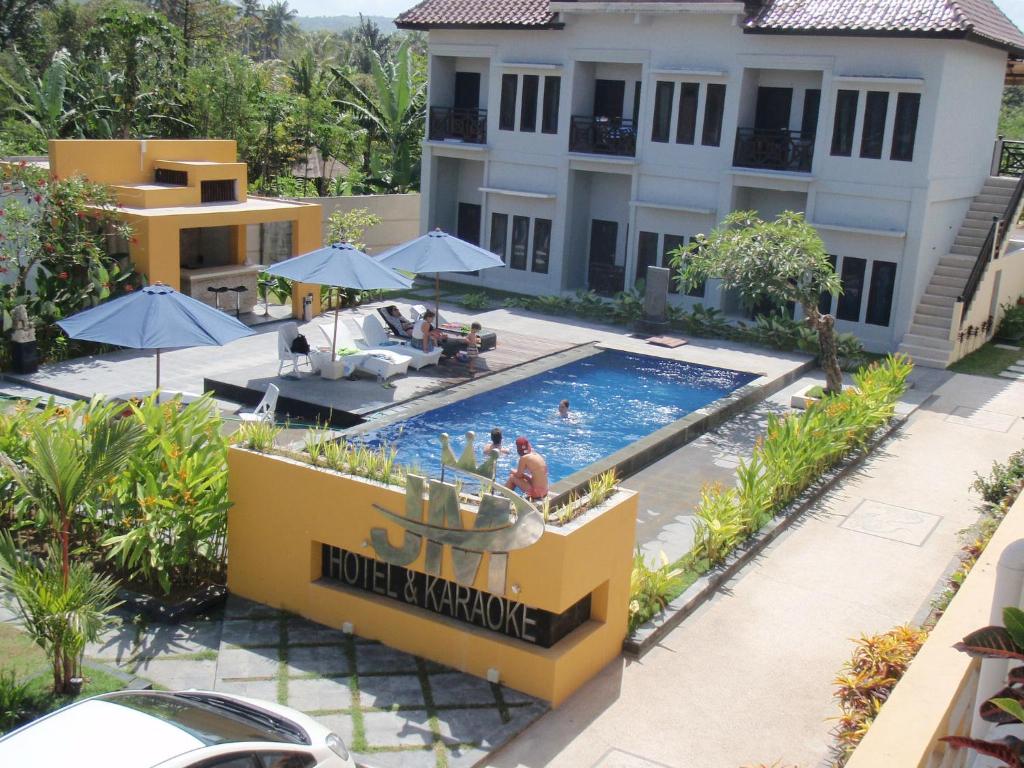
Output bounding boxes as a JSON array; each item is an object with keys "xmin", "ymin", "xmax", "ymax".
[{"xmin": 48, "ymin": 139, "xmax": 322, "ymax": 317}]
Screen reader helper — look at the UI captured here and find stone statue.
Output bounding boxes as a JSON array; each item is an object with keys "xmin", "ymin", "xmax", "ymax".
[{"xmin": 10, "ymin": 305, "xmax": 34, "ymax": 343}]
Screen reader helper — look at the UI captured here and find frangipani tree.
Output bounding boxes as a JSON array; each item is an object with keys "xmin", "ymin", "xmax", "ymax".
[{"xmin": 672, "ymin": 210, "xmax": 844, "ymax": 393}]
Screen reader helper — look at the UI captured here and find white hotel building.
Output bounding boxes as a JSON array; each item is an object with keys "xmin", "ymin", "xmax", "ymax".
[{"xmin": 397, "ymin": 0, "xmax": 1024, "ymax": 364}]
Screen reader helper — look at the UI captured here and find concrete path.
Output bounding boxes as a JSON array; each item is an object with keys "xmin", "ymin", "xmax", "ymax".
[{"xmin": 487, "ymin": 372, "xmax": 1024, "ymax": 768}]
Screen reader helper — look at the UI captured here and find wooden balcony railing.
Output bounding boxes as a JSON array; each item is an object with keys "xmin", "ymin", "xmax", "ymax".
[
  {"xmin": 732, "ymin": 128, "xmax": 814, "ymax": 173},
  {"xmin": 428, "ymin": 107, "xmax": 487, "ymax": 144},
  {"xmin": 569, "ymin": 116, "xmax": 636, "ymax": 157}
]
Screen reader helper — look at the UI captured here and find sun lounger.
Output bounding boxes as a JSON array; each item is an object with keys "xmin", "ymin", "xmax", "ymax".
[
  {"xmin": 352, "ymin": 315, "xmax": 443, "ymax": 370},
  {"xmin": 377, "ymin": 307, "xmax": 414, "ymax": 339},
  {"xmin": 318, "ymin": 323, "xmax": 412, "ymax": 381}
]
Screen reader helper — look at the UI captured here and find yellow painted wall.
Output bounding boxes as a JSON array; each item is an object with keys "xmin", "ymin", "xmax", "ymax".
[
  {"xmin": 227, "ymin": 448, "xmax": 637, "ymax": 706},
  {"xmin": 49, "ymin": 139, "xmax": 237, "ymax": 185}
]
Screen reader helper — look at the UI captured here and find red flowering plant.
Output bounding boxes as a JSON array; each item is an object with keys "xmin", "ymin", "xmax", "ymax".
[{"xmin": 0, "ymin": 163, "xmax": 143, "ymax": 361}]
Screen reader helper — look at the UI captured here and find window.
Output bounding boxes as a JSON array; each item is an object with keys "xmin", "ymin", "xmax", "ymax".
[
  {"xmin": 499, "ymin": 74, "xmax": 517, "ymax": 131},
  {"xmin": 860, "ymin": 91, "xmax": 888, "ymax": 159},
  {"xmin": 633, "ymin": 81, "xmax": 642, "ymax": 126},
  {"xmin": 891, "ymin": 92, "xmax": 921, "ymax": 162},
  {"xmin": 542, "ymin": 76, "xmax": 560, "ymax": 134},
  {"xmin": 818, "ymin": 254, "xmax": 837, "ymax": 315},
  {"xmin": 510, "ymin": 215, "xmax": 529, "ymax": 270},
  {"xmin": 865, "ymin": 260, "xmax": 897, "ymax": 326},
  {"xmin": 255, "ymin": 754, "xmax": 316, "ymax": 768},
  {"xmin": 532, "ymin": 218, "xmax": 551, "ymax": 273},
  {"xmin": 801, "ymin": 89, "xmax": 821, "ymax": 136},
  {"xmin": 701, "ymin": 83, "xmax": 726, "ymax": 147},
  {"xmin": 489, "ymin": 213, "xmax": 508, "ymax": 264},
  {"xmin": 201, "ymin": 180, "xmax": 235, "ymax": 203},
  {"xmin": 636, "ymin": 231, "xmax": 659, "ymax": 283},
  {"xmin": 155, "ymin": 168, "xmax": 187, "ymax": 185},
  {"xmin": 836, "ymin": 256, "xmax": 867, "ymax": 322},
  {"xmin": 520, "ymin": 74, "xmax": 539, "ymax": 133},
  {"xmin": 830, "ymin": 90, "xmax": 859, "ymax": 157},
  {"xmin": 676, "ymin": 82, "xmax": 699, "ymax": 145},
  {"xmin": 651, "ymin": 81, "xmax": 674, "ymax": 143}
]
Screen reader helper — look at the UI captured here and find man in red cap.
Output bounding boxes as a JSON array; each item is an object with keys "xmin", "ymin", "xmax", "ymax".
[{"xmin": 507, "ymin": 436, "xmax": 549, "ymax": 502}]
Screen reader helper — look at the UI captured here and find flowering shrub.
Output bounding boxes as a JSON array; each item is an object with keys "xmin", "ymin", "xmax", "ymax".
[{"xmin": 0, "ymin": 162, "xmax": 142, "ymax": 362}]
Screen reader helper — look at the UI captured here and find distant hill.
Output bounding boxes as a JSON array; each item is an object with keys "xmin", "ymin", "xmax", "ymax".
[{"xmin": 296, "ymin": 15, "xmax": 396, "ymax": 34}]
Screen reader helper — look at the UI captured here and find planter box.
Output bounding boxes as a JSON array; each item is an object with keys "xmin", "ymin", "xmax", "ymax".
[
  {"xmin": 790, "ymin": 385, "xmax": 824, "ymax": 410},
  {"xmin": 117, "ymin": 583, "xmax": 227, "ymax": 624}
]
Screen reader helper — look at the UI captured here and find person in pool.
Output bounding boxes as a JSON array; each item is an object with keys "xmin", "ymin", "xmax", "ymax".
[
  {"xmin": 506, "ymin": 436, "xmax": 549, "ymax": 502},
  {"xmin": 557, "ymin": 399, "xmax": 570, "ymax": 418},
  {"xmin": 483, "ymin": 427, "xmax": 508, "ymax": 457}
]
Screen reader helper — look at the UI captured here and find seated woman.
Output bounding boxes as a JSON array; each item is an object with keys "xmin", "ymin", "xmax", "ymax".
[
  {"xmin": 379, "ymin": 305, "xmax": 414, "ymax": 338},
  {"xmin": 413, "ymin": 309, "xmax": 447, "ymax": 352}
]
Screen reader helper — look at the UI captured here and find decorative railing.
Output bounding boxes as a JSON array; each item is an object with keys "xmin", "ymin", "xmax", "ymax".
[
  {"xmin": 959, "ymin": 170, "xmax": 1024, "ymax": 322},
  {"xmin": 428, "ymin": 107, "xmax": 487, "ymax": 144},
  {"xmin": 998, "ymin": 138, "xmax": 1024, "ymax": 176},
  {"xmin": 732, "ymin": 128, "xmax": 814, "ymax": 173},
  {"xmin": 569, "ymin": 116, "xmax": 637, "ymax": 157}
]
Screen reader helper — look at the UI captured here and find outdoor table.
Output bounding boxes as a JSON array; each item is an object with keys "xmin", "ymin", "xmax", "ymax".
[
  {"xmin": 438, "ymin": 323, "xmax": 498, "ymax": 352},
  {"xmin": 310, "ymin": 348, "xmax": 366, "ymax": 380}
]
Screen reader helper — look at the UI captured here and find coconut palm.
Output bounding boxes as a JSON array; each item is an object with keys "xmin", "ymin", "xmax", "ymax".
[
  {"xmin": 333, "ymin": 40, "xmax": 426, "ymax": 192},
  {"xmin": 237, "ymin": 0, "xmax": 263, "ymax": 57},
  {"xmin": 261, "ymin": 0, "xmax": 297, "ymax": 60},
  {"xmin": 0, "ymin": 532, "xmax": 121, "ymax": 694},
  {"xmin": 0, "ymin": 399, "xmax": 143, "ymax": 589}
]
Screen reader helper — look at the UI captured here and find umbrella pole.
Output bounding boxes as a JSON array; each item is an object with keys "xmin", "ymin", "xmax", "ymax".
[
  {"xmin": 331, "ymin": 287, "xmax": 340, "ymax": 362},
  {"xmin": 435, "ymin": 273, "xmax": 440, "ymax": 320},
  {"xmin": 155, "ymin": 348, "xmax": 161, "ymax": 391}
]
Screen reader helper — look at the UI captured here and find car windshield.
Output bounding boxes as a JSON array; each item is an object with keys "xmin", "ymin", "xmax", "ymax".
[{"xmin": 104, "ymin": 693, "xmax": 308, "ymax": 746}]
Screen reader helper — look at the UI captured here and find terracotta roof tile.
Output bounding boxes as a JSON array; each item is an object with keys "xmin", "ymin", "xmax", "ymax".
[
  {"xmin": 396, "ymin": 0, "xmax": 558, "ymax": 29},
  {"xmin": 745, "ymin": 0, "xmax": 1024, "ymax": 52}
]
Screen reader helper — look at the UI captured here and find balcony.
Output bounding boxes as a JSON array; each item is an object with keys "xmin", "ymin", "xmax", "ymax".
[
  {"xmin": 428, "ymin": 106, "xmax": 487, "ymax": 144},
  {"xmin": 569, "ymin": 116, "xmax": 636, "ymax": 158},
  {"xmin": 733, "ymin": 128, "xmax": 814, "ymax": 173}
]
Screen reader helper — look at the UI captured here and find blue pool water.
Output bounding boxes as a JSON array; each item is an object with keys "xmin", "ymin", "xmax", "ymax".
[{"xmin": 365, "ymin": 349, "xmax": 757, "ymax": 484}]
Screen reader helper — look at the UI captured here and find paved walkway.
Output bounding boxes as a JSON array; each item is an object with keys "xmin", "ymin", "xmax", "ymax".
[
  {"xmin": 487, "ymin": 371, "xmax": 1024, "ymax": 768},
  {"xmin": 78, "ymin": 596, "xmax": 546, "ymax": 768}
]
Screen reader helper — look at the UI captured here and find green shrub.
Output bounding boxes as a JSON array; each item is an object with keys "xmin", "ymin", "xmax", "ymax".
[
  {"xmin": 628, "ymin": 550, "xmax": 683, "ymax": 632},
  {"xmin": 455, "ymin": 291, "xmax": 490, "ymax": 310},
  {"xmin": 689, "ymin": 484, "xmax": 745, "ymax": 567},
  {"xmin": 0, "ymin": 668, "xmax": 32, "ymax": 733},
  {"xmin": 971, "ymin": 448, "xmax": 1024, "ymax": 504},
  {"xmin": 234, "ymin": 419, "xmax": 281, "ymax": 452},
  {"xmin": 997, "ymin": 300, "xmax": 1024, "ymax": 341}
]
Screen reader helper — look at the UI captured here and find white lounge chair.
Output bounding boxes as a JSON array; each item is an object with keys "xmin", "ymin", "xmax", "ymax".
[
  {"xmin": 410, "ymin": 304, "xmax": 448, "ymax": 327},
  {"xmin": 318, "ymin": 323, "xmax": 412, "ymax": 381},
  {"xmin": 277, "ymin": 322, "xmax": 310, "ymax": 378},
  {"xmin": 240, "ymin": 383, "xmax": 279, "ymax": 423},
  {"xmin": 352, "ymin": 315, "xmax": 443, "ymax": 370}
]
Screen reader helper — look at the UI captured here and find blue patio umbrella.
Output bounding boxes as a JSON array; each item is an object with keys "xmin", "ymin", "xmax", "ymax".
[
  {"xmin": 57, "ymin": 283, "xmax": 255, "ymax": 389},
  {"xmin": 375, "ymin": 229, "xmax": 504, "ymax": 317},
  {"xmin": 264, "ymin": 242, "xmax": 413, "ymax": 361}
]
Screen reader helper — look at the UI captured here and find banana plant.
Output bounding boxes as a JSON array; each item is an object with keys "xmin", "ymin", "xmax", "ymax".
[{"xmin": 0, "ymin": 50, "xmax": 101, "ymax": 141}]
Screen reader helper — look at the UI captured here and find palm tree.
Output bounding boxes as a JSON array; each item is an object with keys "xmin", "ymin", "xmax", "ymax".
[
  {"xmin": 0, "ymin": 533, "xmax": 121, "ymax": 694},
  {"xmin": 237, "ymin": 0, "xmax": 263, "ymax": 57},
  {"xmin": 288, "ymin": 50, "xmax": 336, "ymax": 194},
  {"xmin": 0, "ymin": 399, "xmax": 143, "ymax": 588},
  {"xmin": 261, "ymin": 0, "xmax": 297, "ymax": 60},
  {"xmin": 333, "ymin": 40, "xmax": 426, "ymax": 192}
]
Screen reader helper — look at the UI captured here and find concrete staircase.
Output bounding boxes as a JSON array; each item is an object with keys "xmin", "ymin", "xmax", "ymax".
[{"xmin": 897, "ymin": 175, "xmax": 1016, "ymax": 368}]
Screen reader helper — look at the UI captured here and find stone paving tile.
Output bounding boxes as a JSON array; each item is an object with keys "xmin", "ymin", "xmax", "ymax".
[
  {"xmin": 498, "ymin": 686, "xmax": 538, "ymax": 705},
  {"xmin": 285, "ymin": 617, "xmax": 347, "ymax": 646},
  {"xmin": 359, "ymin": 749, "xmax": 439, "ymax": 768},
  {"xmin": 214, "ymin": 679, "xmax": 280, "ymax": 701},
  {"xmin": 220, "ymin": 619, "xmax": 281, "ymax": 647},
  {"xmin": 287, "ymin": 677, "xmax": 353, "ymax": 712},
  {"xmin": 310, "ymin": 713, "xmax": 355, "ymax": 746},
  {"xmin": 362, "ymin": 709, "xmax": 435, "ymax": 747},
  {"xmin": 84, "ymin": 630, "xmax": 137, "ymax": 664},
  {"xmin": 355, "ymin": 643, "xmax": 420, "ymax": 675},
  {"xmin": 286, "ymin": 645, "xmax": 351, "ymax": 678},
  {"xmin": 357, "ymin": 674, "xmax": 426, "ymax": 710},
  {"xmin": 224, "ymin": 595, "xmax": 283, "ymax": 620},
  {"xmin": 428, "ymin": 673, "xmax": 500, "ymax": 707},
  {"xmin": 216, "ymin": 647, "xmax": 280, "ymax": 680},
  {"xmin": 130, "ymin": 658, "xmax": 217, "ymax": 690},
  {"xmin": 435, "ymin": 707, "xmax": 508, "ymax": 747},
  {"xmin": 136, "ymin": 621, "xmax": 222, "ymax": 657}
]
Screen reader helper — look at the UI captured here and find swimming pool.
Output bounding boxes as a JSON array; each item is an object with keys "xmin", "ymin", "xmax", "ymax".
[{"xmin": 362, "ymin": 349, "xmax": 757, "ymax": 485}]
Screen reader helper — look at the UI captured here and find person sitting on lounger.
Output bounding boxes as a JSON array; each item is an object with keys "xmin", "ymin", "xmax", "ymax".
[
  {"xmin": 506, "ymin": 436, "xmax": 548, "ymax": 502},
  {"xmin": 415, "ymin": 309, "xmax": 447, "ymax": 353},
  {"xmin": 381, "ymin": 305, "xmax": 414, "ymax": 337}
]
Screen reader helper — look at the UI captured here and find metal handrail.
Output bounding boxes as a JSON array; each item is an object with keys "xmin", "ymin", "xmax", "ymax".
[
  {"xmin": 999, "ymin": 139, "xmax": 1024, "ymax": 176},
  {"xmin": 568, "ymin": 115, "xmax": 637, "ymax": 157},
  {"xmin": 427, "ymin": 106, "xmax": 488, "ymax": 144},
  {"xmin": 959, "ymin": 171, "xmax": 1024, "ymax": 321},
  {"xmin": 732, "ymin": 127, "xmax": 815, "ymax": 173}
]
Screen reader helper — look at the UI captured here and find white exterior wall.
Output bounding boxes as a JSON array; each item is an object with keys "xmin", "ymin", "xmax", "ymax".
[{"xmin": 418, "ymin": 10, "xmax": 1010, "ymax": 351}]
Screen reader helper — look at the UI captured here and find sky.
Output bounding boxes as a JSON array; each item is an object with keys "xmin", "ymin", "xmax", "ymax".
[{"xmin": 291, "ymin": 0, "xmax": 1024, "ymax": 29}]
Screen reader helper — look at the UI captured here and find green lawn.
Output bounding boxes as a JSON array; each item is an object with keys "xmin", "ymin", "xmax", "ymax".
[
  {"xmin": 949, "ymin": 343, "xmax": 1021, "ymax": 377},
  {"xmin": 0, "ymin": 622, "xmax": 126, "ymax": 734}
]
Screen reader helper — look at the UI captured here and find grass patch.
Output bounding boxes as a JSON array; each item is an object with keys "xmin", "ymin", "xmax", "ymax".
[
  {"xmin": 0, "ymin": 623, "xmax": 127, "ymax": 734},
  {"xmin": 949, "ymin": 342, "xmax": 1021, "ymax": 377}
]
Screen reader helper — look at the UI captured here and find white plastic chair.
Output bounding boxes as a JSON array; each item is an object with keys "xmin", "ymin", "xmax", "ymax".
[
  {"xmin": 318, "ymin": 322, "xmax": 412, "ymax": 381},
  {"xmin": 277, "ymin": 322, "xmax": 310, "ymax": 378},
  {"xmin": 410, "ymin": 304, "xmax": 447, "ymax": 327},
  {"xmin": 357, "ymin": 315, "xmax": 442, "ymax": 370},
  {"xmin": 240, "ymin": 383, "xmax": 279, "ymax": 423}
]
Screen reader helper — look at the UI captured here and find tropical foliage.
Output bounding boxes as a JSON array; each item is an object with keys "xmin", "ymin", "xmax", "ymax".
[{"xmin": 672, "ymin": 210, "xmax": 845, "ymax": 393}]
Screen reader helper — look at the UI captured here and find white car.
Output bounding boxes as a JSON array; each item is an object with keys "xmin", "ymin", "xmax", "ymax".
[{"xmin": 0, "ymin": 689, "xmax": 357, "ymax": 768}]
